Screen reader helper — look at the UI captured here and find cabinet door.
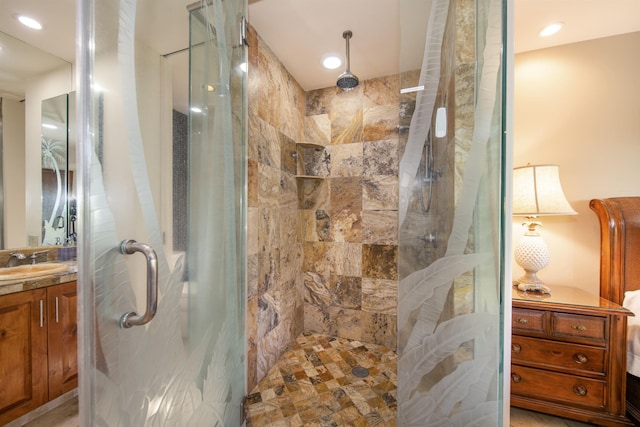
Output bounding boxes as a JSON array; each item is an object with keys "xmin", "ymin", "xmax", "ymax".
[
  {"xmin": 0, "ymin": 289, "xmax": 48, "ymax": 425},
  {"xmin": 47, "ymin": 281, "xmax": 78, "ymax": 399}
]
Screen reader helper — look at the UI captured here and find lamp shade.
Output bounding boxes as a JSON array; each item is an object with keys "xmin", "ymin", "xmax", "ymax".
[{"xmin": 512, "ymin": 164, "xmax": 576, "ymax": 216}]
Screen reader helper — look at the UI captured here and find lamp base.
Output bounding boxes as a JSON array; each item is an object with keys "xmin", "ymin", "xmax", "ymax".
[
  {"xmin": 513, "ymin": 271, "xmax": 551, "ymax": 295},
  {"xmin": 514, "ymin": 222, "xmax": 552, "ymax": 295}
]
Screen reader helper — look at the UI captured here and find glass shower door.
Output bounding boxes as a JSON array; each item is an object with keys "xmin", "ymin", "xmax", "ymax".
[
  {"xmin": 397, "ymin": 0, "xmax": 507, "ymax": 425},
  {"xmin": 77, "ymin": 0, "xmax": 246, "ymax": 425}
]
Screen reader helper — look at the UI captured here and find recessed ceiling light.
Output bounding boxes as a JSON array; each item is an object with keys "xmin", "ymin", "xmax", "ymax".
[
  {"xmin": 539, "ymin": 22, "xmax": 563, "ymax": 37},
  {"xmin": 322, "ymin": 55, "xmax": 342, "ymax": 70},
  {"xmin": 17, "ymin": 15, "xmax": 42, "ymax": 30},
  {"xmin": 191, "ymin": 107, "xmax": 202, "ymax": 113}
]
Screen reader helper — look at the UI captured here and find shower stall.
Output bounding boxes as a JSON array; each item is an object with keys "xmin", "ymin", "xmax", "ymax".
[{"xmin": 76, "ymin": 0, "xmax": 508, "ymax": 425}]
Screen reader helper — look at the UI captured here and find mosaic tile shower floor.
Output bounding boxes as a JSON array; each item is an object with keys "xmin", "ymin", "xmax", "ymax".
[
  {"xmin": 245, "ymin": 332, "xmax": 398, "ymax": 427},
  {"xmin": 245, "ymin": 332, "xmax": 597, "ymax": 427}
]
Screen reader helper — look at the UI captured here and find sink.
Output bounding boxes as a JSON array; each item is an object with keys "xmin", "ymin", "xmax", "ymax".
[{"xmin": 0, "ymin": 263, "xmax": 69, "ymax": 281}]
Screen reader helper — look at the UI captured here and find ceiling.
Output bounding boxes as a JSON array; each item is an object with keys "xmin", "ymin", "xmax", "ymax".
[
  {"xmin": 0, "ymin": 0, "xmax": 639, "ymax": 99},
  {"xmin": 513, "ymin": 0, "xmax": 640, "ymax": 53},
  {"xmin": 250, "ymin": 0, "xmax": 640, "ymax": 91},
  {"xmin": 248, "ymin": 0, "xmax": 407, "ymax": 91}
]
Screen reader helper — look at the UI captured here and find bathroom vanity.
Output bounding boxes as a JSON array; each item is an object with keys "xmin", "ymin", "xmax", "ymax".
[{"xmin": 0, "ymin": 261, "xmax": 77, "ymax": 425}]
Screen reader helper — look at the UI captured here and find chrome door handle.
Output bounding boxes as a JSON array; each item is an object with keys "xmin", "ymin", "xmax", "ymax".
[{"xmin": 118, "ymin": 239, "xmax": 158, "ymax": 328}]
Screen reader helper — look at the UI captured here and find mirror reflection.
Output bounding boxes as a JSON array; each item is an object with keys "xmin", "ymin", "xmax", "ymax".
[
  {"xmin": 0, "ymin": 30, "xmax": 73, "ymax": 249},
  {"xmin": 41, "ymin": 93, "xmax": 76, "ymax": 246}
]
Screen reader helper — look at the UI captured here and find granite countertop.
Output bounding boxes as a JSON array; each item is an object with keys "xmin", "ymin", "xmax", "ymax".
[{"xmin": 0, "ymin": 261, "xmax": 78, "ymax": 296}]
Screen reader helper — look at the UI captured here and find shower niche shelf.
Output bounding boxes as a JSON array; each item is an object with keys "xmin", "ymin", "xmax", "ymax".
[
  {"xmin": 295, "ymin": 142, "xmax": 329, "ymax": 179},
  {"xmin": 297, "ymin": 142, "xmax": 324, "ymax": 149}
]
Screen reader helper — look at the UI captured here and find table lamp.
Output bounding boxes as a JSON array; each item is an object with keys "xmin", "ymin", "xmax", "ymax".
[{"xmin": 512, "ymin": 164, "xmax": 576, "ymax": 294}]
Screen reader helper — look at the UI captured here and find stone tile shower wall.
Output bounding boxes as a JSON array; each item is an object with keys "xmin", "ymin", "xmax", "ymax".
[
  {"xmin": 247, "ymin": 27, "xmax": 402, "ymax": 391},
  {"xmin": 301, "ymin": 77, "xmax": 399, "ymax": 350},
  {"xmin": 247, "ymin": 26, "xmax": 305, "ymax": 391},
  {"xmin": 452, "ymin": 0, "xmax": 477, "ymax": 319}
]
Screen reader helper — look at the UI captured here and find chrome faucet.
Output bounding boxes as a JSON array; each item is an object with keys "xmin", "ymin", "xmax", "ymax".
[
  {"xmin": 6, "ymin": 252, "xmax": 27, "ymax": 267},
  {"xmin": 30, "ymin": 250, "xmax": 50, "ymax": 264}
]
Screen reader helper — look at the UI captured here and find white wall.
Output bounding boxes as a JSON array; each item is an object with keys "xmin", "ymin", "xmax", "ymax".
[
  {"xmin": 514, "ymin": 32, "xmax": 640, "ymax": 296},
  {"xmin": 2, "ymin": 99, "xmax": 26, "ymax": 248}
]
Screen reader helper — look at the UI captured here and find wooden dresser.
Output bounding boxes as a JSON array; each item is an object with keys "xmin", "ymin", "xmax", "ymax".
[{"xmin": 511, "ymin": 285, "xmax": 634, "ymax": 426}]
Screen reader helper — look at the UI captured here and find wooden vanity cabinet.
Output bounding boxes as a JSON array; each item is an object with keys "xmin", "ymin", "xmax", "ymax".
[
  {"xmin": 0, "ymin": 288, "xmax": 48, "ymax": 425},
  {"xmin": 0, "ymin": 281, "xmax": 78, "ymax": 425},
  {"xmin": 47, "ymin": 281, "xmax": 78, "ymax": 399}
]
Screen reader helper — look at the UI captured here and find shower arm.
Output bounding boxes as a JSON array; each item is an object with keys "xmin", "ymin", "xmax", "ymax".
[{"xmin": 344, "ymin": 31, "xmax": 352, "ymax": 73}]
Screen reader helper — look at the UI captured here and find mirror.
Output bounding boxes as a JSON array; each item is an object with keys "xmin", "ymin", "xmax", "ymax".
[
  {"xmin": 41, "ymin": 93, "xmax": 76, "ymax": 246},
  {"xmin": 0, "ymin": 30, "xmax": 73, "ymax": 249}
]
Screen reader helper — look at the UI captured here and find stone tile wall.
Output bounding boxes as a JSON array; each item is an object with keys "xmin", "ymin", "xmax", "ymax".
[
  {"xmin": 453, "ymin": 0, "xmax": 477, "ymax": 320},
  {"xmin": 301, "ymin": 77, "xmax": 400, "ymax": 350},
  {"xmin": 247, "ymin": 26, "xmax": 305, "ymax": 391}
]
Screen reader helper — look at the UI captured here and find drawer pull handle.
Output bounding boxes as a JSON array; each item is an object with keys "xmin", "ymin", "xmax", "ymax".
[
  {"xmin": 573, "ymin": 353, "xmax": 588, "ymax": 364},
  {"xmin": 511, "ymin": 373, "xmax": 521, "ymax": 383},
  {"xmin": 572, "ymin": 325, "xmax": 587, "ymax": 331},
  {"xmin": 515, "ymin": 318, "xmax": 528, "ymax": 324},
  {"xmin": 573, "ymin": 385, "xmax": 588, "ymax": 396},
  {"xmin": 512, "ymin": 344, "xmax": 521, "ymax": 354}
]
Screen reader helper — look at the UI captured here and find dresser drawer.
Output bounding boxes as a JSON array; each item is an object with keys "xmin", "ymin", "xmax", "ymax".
[
  {"xmin": 551, "ymin": 313, "xmax": 606, "ymax": 343},
  {"xmin": 512, "ymin": 308, "xmax": 545, "ymax": 333},
  {"xmin": 511, "ymin": 365, "xmax": 605, "ymax": 410},
  {"xmin": 511, "ymin": 336, "xmax": 605, "ymax": 375}
]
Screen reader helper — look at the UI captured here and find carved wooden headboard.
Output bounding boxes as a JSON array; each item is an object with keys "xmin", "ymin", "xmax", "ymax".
[{"xmin": 590, "ymin": 197, "xmax": 640, "ymax": 305}]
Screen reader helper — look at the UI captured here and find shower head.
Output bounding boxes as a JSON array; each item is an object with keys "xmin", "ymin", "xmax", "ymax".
[
  {"xmin": 337, "ymin": 30, "xmax": 359, "ymax": 91},
  {"xmin": 337, "ymin": 72, "xmax": 359, "ymax": 91}
]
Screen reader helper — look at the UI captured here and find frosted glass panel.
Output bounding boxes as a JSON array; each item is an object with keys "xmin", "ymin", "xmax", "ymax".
[
  {"xmin": 397, "ymin": 0, "xmax": 506, "ymax": 425},
  {"xmin": 77, "ymin": 0, "xmax": 246, "ymax": 424}
]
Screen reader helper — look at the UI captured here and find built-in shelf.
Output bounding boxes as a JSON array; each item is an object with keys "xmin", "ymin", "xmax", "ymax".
[
  {"xmin": 295, "ymin": 142, "xmax": 327, "ymax": 178},
  {"xmin": 296, "ymin": 142, "xmax": 325, "ymax": 149},
  {"xmin": 295, "ymin": 175, "xmax": 324, "ymax": 179}
]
